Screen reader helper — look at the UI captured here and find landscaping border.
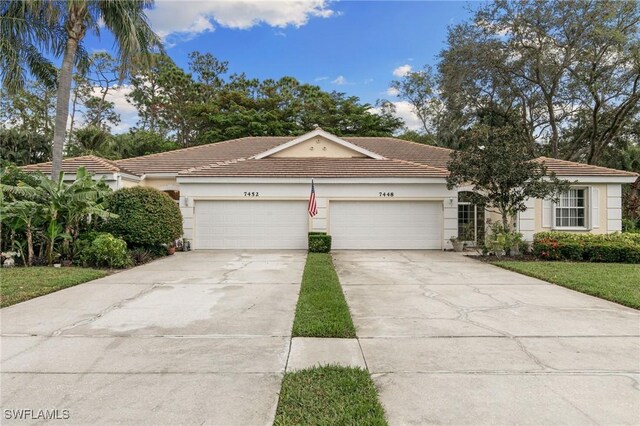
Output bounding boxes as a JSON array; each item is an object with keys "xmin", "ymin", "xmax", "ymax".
[
  {"xmin": 291, "ymin": 253, "xmax": 356, "ymax": 338},
  {"xmin": 274, "ymin": 365, "xmax": 387, "ymax": 426}
]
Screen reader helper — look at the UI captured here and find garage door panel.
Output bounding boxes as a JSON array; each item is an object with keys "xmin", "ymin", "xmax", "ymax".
[
  {"xmin": 195, "ymin": 200, "xmax": 308, "ymax": 249},
  {"xmin": 330, "ymin": 201, "xmax": 442, "ymax": 249}
]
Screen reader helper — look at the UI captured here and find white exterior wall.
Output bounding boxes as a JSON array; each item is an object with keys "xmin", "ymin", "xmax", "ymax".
[
  {"xmin": 607, "ymin": 184, "xmax": 623, "ymax": 232},
  {"xmin": 517, "ymin": 198, "xmax": 537, "ymax": 241},
  {"xmin": 177, "ymin": 178, "xmax": 457, "ymax": 249}
]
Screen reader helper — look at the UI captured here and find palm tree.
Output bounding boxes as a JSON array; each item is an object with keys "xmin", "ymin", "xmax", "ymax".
[
  {"xmin": 1, "ymin": 1, "xmax": 162, "ymax": 179},
  {"xmin": 0, "ymin": 1, "xmax": 62, "ymax": 93}
]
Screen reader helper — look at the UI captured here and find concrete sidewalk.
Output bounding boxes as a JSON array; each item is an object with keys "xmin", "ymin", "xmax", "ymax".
[
  {"xmin": 1, "ymin": 251, "xmax": 306, "ymax": 425},
  {"xmin": 334, "ymin": 251, "xmax": 640, "ymax": 425}
]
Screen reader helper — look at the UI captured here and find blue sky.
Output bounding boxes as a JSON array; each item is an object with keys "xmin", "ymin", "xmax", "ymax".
[{"xmin": 83, "ymin": 1, "xmax": 475, "ymax": 132}]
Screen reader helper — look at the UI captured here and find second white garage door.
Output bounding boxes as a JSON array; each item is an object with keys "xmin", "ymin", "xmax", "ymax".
[
  {"xmin": 329, "ymin": 201, "xmax": 443, "ymax": 249},
  {"xmin": 194, "ymin": 200, "xmax": 308, "ymax": 249}
]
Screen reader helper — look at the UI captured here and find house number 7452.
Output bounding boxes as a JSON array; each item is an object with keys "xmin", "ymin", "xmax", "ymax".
[{"xmin": 244, "ymin": 191, "xmax": 259, "ymax": 197}]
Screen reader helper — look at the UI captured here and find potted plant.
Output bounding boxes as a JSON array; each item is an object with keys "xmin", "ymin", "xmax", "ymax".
[
  {"xmin": 450, "ymin": 236, "xmax": 466, "ymax": 252},
  {"xmin": 167, "ymin": 242, "xmax": 176, "ymax": 255}
]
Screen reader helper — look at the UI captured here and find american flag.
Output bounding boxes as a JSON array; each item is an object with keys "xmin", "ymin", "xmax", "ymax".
[{"xmin": 308, "ymin": 179, "xmax": 318, "ymax": 217}]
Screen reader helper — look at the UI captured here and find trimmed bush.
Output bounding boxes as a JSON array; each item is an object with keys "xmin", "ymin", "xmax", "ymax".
[
  {"xmin": 535, "ymin": 231, "xmax": 640, "ymax": 245},
  {"xmin": 558, "ymin": 241, "xmax": 584, "ymax": 261},
  {"xmin": 103, "ymin": 187, "xmax": 182, "ymax": 248},
  {"xmin": 309, "ymin": 234, "xmax": 332, "ymax": 253},
  {"xmin": 533, "ymin": 232, "xmax": 640, "ymax": 263},
  {"xmin": 85, "ymin": 233, "xmax": 131, "ymax": 268}
]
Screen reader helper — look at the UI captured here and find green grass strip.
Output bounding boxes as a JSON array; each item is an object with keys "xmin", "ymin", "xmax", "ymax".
[
  {"xmin": 1, "ymin": 267, "xmax": 107, "ymax": 308},
  {"xmin": 274, "ymin": 365, "xmax": 387, "ymax": 426},
  {"xmin": 493, "ymin": 261, "xmax": 640, "ymax": 309},
  {"xmin": 292, "ymin": 253, "xmax": 356, "ymax": 338}
]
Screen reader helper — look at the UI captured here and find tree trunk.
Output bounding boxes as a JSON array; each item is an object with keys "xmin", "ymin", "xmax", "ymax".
[
  {"xmin": 68, "ymin": 85, "xmax": 80, "ymax": 148},
  {"xmin": 51, "ymin": 38, "xmax": 79, "ymax": 180},
  {"xmin": 26, "ymin": 227, "xmax": 34, "ymax": 267},
  {"xmin": 501, "ymin": 212, "xmax": 510, "ymax": 232}
]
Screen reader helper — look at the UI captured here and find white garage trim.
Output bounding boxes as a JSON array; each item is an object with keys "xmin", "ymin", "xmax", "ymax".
[
  {"xmin": 328, "ymin": 199, "xmax": 444, "ymax": 250},
  {"xmin": 193, "ymin": 199, "xmax": 310, "ymax": 249}
]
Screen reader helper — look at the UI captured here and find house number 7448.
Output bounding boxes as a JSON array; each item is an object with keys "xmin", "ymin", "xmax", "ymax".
[
  {"xmin": 379, "ymin": 192, "xmax": 394, "ymax": 197},
  {"xmin": 244, "ymin": 191, "xmax": 259, "ymax": 197}
]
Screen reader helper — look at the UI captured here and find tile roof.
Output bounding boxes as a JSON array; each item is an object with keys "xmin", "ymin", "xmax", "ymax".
[
  {"xmin": 180, "ymin": 157, "xmax": 449, "ymax": 178},
  {"xmin": 115, "ymin": 137, "xmax": 290, "ymax": 175},
  {"xmin": 21, "ymin": 155, "xmax": 135, "ymax": 176},
  {"xmin": 535, "ymin": 157, "xmax": 638, "ymax": 177},
  {"xmin": 21, "ymin": 137, "xmax": 636, "ymax": 179},
  {"xmin": 113, "ymin": 136, "xmax": 455, "ymax": 176},
  {"xmin": 345, "ymin": 137, "xmax": 454, "ymax": 170}
]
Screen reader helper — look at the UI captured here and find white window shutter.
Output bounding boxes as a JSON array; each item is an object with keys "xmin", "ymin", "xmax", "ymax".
[
  {"xmin": 542, "ymin": 199, "xmax": 552, "ymax": 228},
  {"xmin": 591, "ymin": 187, "xmax": 600, "ymax": 229}
]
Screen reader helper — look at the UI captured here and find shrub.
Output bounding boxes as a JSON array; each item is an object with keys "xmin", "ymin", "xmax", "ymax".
[
  {"xmin": 558, "ymin": 241, "xmax": 584, "ymax": 261},
  {"xmin": 103, "ymin": 187, "xmax": 182, "ymax": 248},
  {"xmin": 309, "ymin": 234, "xmax": 332, "ymax": 253},
  {"xmin": 535, "ymin": 231, "xmax": 640, "ymax": 245},
  {"xmin": 533, "ymin": 232, "xmax": 640, "ymax": 263},
  {"xmin": 85, "ymin": 233, "xmax": 131, "ymax": 268},
  {"xmin": 485, "ymin": 222, "xmax": 523, "ymax": 255},
  {"xmin": 129, "ymin": 247, "xmax": 154, "ymax": 266}
]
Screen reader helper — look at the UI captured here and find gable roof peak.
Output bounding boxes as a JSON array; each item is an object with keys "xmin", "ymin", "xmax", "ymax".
[{"xmin": 252, "ymin": 128, "xmax": 386, "ymax": 160}]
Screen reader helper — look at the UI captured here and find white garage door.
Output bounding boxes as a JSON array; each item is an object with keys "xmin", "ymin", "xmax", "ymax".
[
  {"xmin": 330, "ymin": 201, "xmax": 442, "ymax": 249},
  {"xmin": 194, "ymin": 200, "xmax": 308, "ymax": 249}
]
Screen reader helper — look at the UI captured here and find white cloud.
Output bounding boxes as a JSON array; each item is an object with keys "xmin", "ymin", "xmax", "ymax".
[
  {"xmin": 392, "ymin": 101, "xmax": 422, "ymax": 130},
  {"xmin": 393, "ymin": 64, "xmax": 412, "ymax": 77},
  {"xmin": 372, "ymin": 101, "xmax": 422, "ymax": 131},
  {"xmin": 148, "ymin": 0, "xmax": 336, "ymax": 43},
  {"xmin": 386, "ymin": 87, "xmax": 400, "ymax": 96},
  {"xmin": 314, "ymin": 76, "xmax": 328, "ymax": 81},
  {"xmin": 82, "ymin": 85, "xmax": 138, "ymax": 134},
  {"xmin": 332, "ymin": 75, "xmax": 348, "ymax": 85}
]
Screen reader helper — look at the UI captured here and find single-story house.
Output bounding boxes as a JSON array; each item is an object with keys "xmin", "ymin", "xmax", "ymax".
[{"xmin": 22, "ymin": 128, "xmax": 638, "ymax": 250}]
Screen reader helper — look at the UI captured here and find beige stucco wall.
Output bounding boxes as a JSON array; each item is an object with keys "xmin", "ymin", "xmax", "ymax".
[
  {"xmin": 141, "ymin": 177, "xmax": 179, "ymax": 191},
  {"xmin": 119, "ymin": 177, "xmax": 140, "ymax": 188},
  {"xmin": 534, "ymin": 183, "xmax": 609, "ymax": 234},
  {"xmin": 271, "ymin": 136, "xmax": 366, "ymax": 158}
]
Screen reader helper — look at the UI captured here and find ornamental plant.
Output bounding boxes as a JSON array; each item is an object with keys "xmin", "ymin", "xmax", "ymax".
[
  {"xmin": 102, "ymin": 187, "xmax": 182, "ymax": 248},
  {"xmin": 85, "ymin": 233, "xmax": 131, "ymax": 269}
]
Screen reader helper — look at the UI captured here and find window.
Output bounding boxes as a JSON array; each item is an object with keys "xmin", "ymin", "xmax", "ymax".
[
  {"xmin": 555, "ymin": 188, "xmax": 586, "ymax": 228},
  {"xmin": 457, "ymin": 192, "xmax": 485, "ymax": 244}
]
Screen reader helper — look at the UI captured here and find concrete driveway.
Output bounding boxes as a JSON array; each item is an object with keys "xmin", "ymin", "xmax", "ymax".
[
  {"xmin": 1, "ymin": 251, "xmax": 306, "ymax": 425},
  {"xmin": 334, "ymin": 251, "xmax": 640, "ymax": 425}
]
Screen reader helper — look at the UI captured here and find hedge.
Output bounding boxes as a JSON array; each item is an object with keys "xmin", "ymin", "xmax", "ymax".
[
  {"xmin": 533, "ymin": 232, "xmax": 640, "ymax": 263},
  {"xmin": 102, "ymin": 187, "xmax": 183, "ymax": 248},
  {"xmin": 309, "ymin": 233, "xmax": 332, "ymax": 253},
  {"xmin": 534, "ymin": 231, "xmax": 640, "ymax": 245}
]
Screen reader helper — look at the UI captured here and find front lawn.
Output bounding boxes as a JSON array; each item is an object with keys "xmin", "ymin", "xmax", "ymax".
[
  {"xmin": 274, "ymin": 365, "xmax": 387, "ymax": 426},
  {"xmin": 292, "ymin": 253, "xmax": 356, "ymax": 338},
  {"xmin": 1, "ymin": 267, "xmax": 107, "ymax": 308},
  {"xmin": 493, "ymin": 261, "xmax": 640, "ymax": 309}
]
